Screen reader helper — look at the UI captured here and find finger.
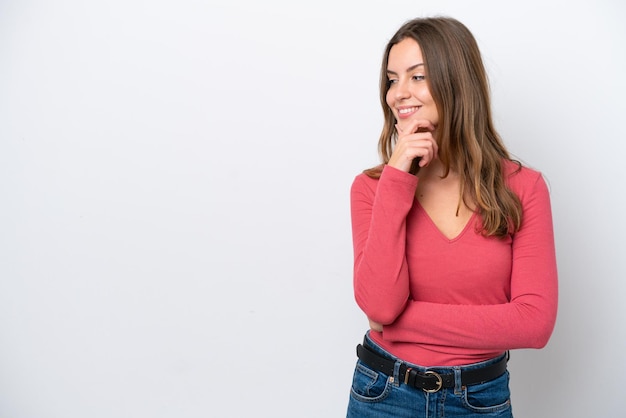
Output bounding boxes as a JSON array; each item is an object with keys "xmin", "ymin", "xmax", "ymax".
[
  {"xmin": 418, "ymin": 140, "xmax": 439, "ymax": 167},
  {"xmin": 405, "ymin": 119, "xmax": 436, "ymax": 134}
]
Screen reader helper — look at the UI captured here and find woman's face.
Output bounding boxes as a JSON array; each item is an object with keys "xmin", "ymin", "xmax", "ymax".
[{"xmin": 385, "ymin": 38, "xmax": 438, "ymax": 132}]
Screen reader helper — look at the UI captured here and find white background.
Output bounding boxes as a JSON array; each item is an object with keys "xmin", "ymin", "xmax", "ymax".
[{"xmin": 1, "ymin": 0, "xmax": 625, "ymax": 417}]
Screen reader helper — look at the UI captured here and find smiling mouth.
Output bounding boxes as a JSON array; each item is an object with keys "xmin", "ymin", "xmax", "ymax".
[{"xmin": 398, "ymin": 106, "xmax": 420, "ymax": 115}]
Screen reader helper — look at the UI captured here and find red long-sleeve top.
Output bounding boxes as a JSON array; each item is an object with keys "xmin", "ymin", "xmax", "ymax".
[{"xmin": 351, "ymin": 161, "xmax": 558, "ymax": 366}]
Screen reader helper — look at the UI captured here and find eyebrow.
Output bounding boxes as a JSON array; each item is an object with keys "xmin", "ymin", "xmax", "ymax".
[{"xmin": 386, "ymin": 63, "xmax": 424, "ymax": 75}]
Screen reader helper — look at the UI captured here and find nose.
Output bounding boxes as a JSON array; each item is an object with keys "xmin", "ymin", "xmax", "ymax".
[{"xmin": 394, "ymin": 80, "xmax": 410, "ymax": 101}]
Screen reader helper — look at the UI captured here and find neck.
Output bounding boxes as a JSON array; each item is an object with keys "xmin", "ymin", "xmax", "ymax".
[{"xmin": 417, "ymin": 159, "xmax": 457, "ymax": 180}]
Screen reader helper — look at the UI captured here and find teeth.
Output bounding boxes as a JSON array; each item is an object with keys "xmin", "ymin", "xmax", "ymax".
[{"xmin": 399, "ymin": 107, "xmax": 418, "ymax": 114}]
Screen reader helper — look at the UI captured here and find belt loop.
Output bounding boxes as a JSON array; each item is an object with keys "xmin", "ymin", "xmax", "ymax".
[
  {"xmin": 453, "ymin": 366, "xmax": 463, "ymax": 395},
  {"xmin": 392, "ymin": 360, "xmax": 402, "ymax": 387}
]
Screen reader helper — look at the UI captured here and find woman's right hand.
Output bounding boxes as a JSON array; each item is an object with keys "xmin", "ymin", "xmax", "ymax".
[
  {"xmin": 368, "ymin": 318, "xmax": 383, "ymax": 332},
  {"xmin": 387, "ymin": 119, "xmax": 438, "ymax": 173}
]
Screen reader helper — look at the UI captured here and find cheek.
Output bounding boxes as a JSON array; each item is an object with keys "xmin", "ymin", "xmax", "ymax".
[
  {"xmin": 385, "ymin": 90, "xmax": 393, "ymax": 107},
  {"xmin": 417, "ymin": 87, "xmax": 434, "ymax": 103},
  {"xmin": 425, "ymin": 88, "xmax": 437, "ymax": 105},
  {"xmin": 385, "ymin": 91, "xmax": 396, "ymax": 115}
]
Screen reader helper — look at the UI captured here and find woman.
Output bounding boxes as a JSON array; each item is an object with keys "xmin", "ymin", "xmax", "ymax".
[{"xmin": 347, "ymin": 16, "xmax": 558, "ymax": 417}]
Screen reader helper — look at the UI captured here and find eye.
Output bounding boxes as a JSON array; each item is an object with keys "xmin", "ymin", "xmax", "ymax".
[
  {"xmin": 387, "ymin": 78, "xmax": 398, "ymax": 87},
  {"xmin": 412, "ymin": 74, "xmax": 426, "ymax": 81}
]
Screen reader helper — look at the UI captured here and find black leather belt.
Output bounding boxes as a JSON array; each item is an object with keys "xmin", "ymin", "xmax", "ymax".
[{"xmin": 356, "ymin": 343, "xmax": 508, "ymax": 393}]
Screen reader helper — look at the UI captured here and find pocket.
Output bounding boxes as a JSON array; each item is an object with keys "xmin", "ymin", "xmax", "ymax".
[
  {"xmin": 349, "ymin": 360, "xmax": 393, "ymax": 403},
  {"xmin": 462, "ymin": 371, "xmax": 512, "ymax": 414}
]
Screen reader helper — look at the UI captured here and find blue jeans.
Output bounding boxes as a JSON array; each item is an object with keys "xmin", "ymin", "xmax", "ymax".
[{"xmin": 347, "ymin": 333, "xmax": 513, "ymax": 417}]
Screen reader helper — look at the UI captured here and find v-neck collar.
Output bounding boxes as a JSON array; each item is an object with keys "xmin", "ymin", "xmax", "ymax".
[{"xmin": 414, "ymin": 199, "xmax": 477, "ymax": 243}]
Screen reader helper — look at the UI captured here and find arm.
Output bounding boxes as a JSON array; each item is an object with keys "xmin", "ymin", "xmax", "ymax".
[
  {"xmin": 382, "ymin": 173, "xmax": 558, "ymax": 350},
  {"xmin": 350, "ymin": 166, "xmax": 418, "ymax": 324}
]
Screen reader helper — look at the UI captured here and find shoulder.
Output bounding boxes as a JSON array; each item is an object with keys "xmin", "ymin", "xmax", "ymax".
[
  {"xmin": 352, "ymin": 171, "xmax": 378, "ymax": 192},
  {"xmin": 350, "ymin": 169, "xmax": 379, "ymax": 206},
  {"xmin": 503, "ymin": 159, "xmax": 549, "ymax": 201}
]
